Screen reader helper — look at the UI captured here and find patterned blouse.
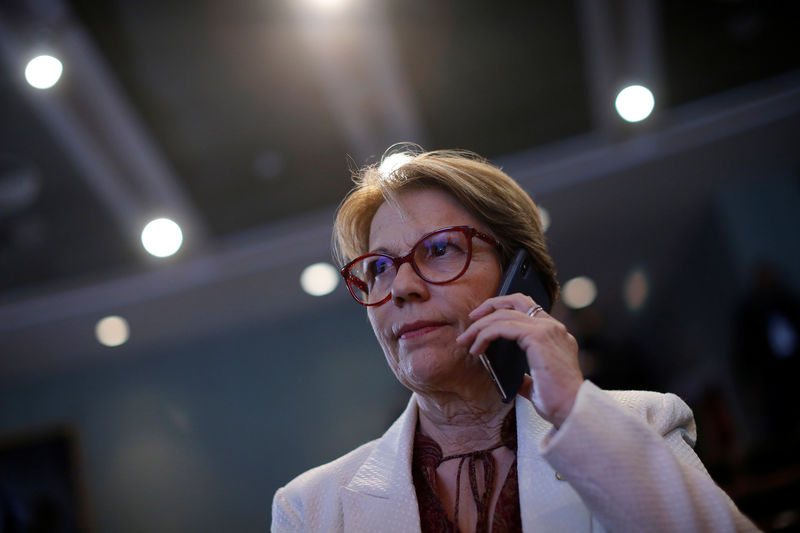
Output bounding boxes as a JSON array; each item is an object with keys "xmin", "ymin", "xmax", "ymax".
[{"xmin": 411, "ymin": 408, "xmax": 522, "ymax": 533}]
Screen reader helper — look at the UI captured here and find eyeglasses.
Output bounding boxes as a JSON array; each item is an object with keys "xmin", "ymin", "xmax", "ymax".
[{"xmin": 341, "ymin": 225, "xmax": 500, "ymax": 306}]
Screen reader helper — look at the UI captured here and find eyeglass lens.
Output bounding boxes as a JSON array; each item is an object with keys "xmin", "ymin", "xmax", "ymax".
[{"xmin": 348, "ymin": 228, "xmax": 473, "ymax": 304}]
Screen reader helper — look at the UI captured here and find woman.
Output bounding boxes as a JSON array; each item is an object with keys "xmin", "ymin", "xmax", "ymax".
[{"xmin": 272, "ymin": 148, "xmax": 757, "ymax": 532}]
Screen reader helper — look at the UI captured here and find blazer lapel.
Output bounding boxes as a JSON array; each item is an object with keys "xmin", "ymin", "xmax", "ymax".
[
  {"xmin": 341, "ymin": 395, "xmax": 422, "ymax": 533},
  {"xmin": 515, "ymin": 395, "xmax": 593, "ymax": 532},
  {"xmin": 341, "ymin": 394, "xmax": 595, "ymax": 532}
]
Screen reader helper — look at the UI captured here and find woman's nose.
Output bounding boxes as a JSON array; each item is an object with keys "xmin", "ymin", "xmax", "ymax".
[{"xmin": 390, "ymin": 262, "xmax": 429, "ymax": 304}]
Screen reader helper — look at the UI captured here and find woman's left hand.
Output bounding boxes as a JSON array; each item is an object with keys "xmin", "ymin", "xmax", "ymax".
[{"xmin": 456, "ymin": 293, "xmax": 584, "ymax": 428}]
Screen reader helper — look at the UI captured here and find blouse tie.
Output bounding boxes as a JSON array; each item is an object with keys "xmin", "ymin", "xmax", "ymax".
[
  {"xmin": 440, "ymin": 443, "xmax": 504, "ymax": 533},
  {"xmin": 412, "ymin": 407, "xmax": 521, "ymax": 533}
]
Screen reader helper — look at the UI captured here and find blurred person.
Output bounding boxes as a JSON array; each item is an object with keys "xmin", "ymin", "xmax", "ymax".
[
  {"xmin": 272, "ymin": 147, "xmax": 758, "ymax": 532},
  {"xmin": 567, "ymin": 306, "xmax": 662, "ymax": 393},
  {"xmin": 733, "ymin": 263, "xmax": 800, "ymax": 460}
]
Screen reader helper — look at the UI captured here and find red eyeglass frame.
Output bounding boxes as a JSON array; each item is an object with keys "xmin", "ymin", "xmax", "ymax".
[{"xmin": 340, "ymin": 225, "xmax": 501, "ymax": 306}]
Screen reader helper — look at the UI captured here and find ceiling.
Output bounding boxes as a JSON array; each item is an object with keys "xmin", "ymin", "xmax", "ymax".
[{"xmin": 1, "ymin": 0, "xmax": 800, "ymax": 378}]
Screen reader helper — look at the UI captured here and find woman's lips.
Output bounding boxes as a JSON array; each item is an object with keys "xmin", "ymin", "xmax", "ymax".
[{"xmin": 396, "ymin": 321, "xmax": 448, "ymax": 340}]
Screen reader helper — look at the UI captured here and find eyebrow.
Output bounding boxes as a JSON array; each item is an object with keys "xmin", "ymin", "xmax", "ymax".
[
  {"xmin": 368, "ymin": 237, "xmax": 415, "ymax": 255},
  {"xmin": 367, "ymin": 246, "xmax": 396, "ymax": 255},
  {"xmin": 367, "ymin": 236, "xmax": 416, "ymax": 256}
]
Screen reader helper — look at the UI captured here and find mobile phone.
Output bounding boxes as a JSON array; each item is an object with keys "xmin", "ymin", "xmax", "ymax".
[{"xmin": 478, "ymin": 249, "xmax": 552, "ymax": 403}]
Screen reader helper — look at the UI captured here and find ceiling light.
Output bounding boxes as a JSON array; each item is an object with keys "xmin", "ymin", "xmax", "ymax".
[
  {"xmin": 300, "ymin": 262, "xmax": 340, "ymax": 296},
  {"xmin": 615, "ymin": 85, "xmax": 655, "ymax": 123},
  {"xmin": 25, "ymin": 55, "xmax": 63, "ymax": 89},
  {"xmin": 623, "ymin": 267, "xmax": 649, "ymax": 311},
  {"xmin": 295, "ymin": 0, "xmax": 357, "ymax": 17},
  {"xmin": 141, "ymin": 218, "xmax": 183, "ymax": 257},
  {"xmin": 562, "ymin": 276, "xmax": 597, "ymax": 309},
  {"xmin": 302, "ymin": 0, "xmax": 351, "ymax": 15},
  {"xmin": 96, "ymin": 315, "xmax": 130, "ymax": 347}
]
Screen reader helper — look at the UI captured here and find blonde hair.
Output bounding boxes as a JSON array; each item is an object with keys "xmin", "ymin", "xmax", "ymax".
[{"xmin": 333, "ymin": 145, "xmax": 560, "ymax": 303}]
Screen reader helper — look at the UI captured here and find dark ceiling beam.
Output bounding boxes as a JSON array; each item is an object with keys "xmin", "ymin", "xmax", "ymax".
[
  {"xmin": 577, "ymin": 0, "xmax": 618, "ymax": 133},
  {"xmin": 60, "ymin": 18, "xmax": 208, "ymax": 245},
  {"xmin": 0, "ymin": 2, "xmax": 207, "ymax": 251},
  {"xmin": 0, "ymin": 12, "xmax": 142, "ymax": 237},
  {"xmin": 623, "ymin": 0, "xmax": 662, "ymax": 98}
]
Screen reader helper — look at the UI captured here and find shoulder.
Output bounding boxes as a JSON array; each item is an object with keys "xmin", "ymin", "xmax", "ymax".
[
  {"xmin": 571, "ymin": 384, "xmax": 699, "ymax": 462},
  {"xmin": 604, "ymin": 387, "xmax": 690, "ymax": 415},
  {"xmin": 603, "ymin": 387, "xmax": 696, "ymax": 443},
  {"xmin": 537, "ymin": 381, "xmax": 706, "ymax": 476}
]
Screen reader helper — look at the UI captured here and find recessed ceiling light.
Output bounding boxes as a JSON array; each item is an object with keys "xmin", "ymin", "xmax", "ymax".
[
  {"xmin": 615, "ymin": 85, "xmax": 655, "ymax": 123},
  {"xmin": 300, "ymin": 262, "xmax": 340, "ymax": 296},
  {"xmin": 303, "ymin": 0, "xmax": 351, "ymax": 14},
  {"xmin": 562, "ymin": 276, "xmax": 597, "ymax": 309},
  {"xmin": 96, "ymin": 315, "xmax": 130, "ymax": 347},
  {"xmin": 141, "ymin": 218, "xmax": 183, "ymax": 258},
  {"xmin": 624, "ymin": 267, "xmax": 649, "ymax": 311},
  {"xmin": 25, "ymin": 55, "xmax": 63, "ymax": 89}
]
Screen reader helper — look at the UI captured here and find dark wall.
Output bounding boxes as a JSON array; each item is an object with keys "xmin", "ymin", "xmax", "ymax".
[{"xmin": 0, "ymin": 298, "xmax": 407, "ymax": 532}]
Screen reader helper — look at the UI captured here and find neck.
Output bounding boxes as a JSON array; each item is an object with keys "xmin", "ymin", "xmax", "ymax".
[{"xmin": 415, "ymin": 386, "xmax": 513, "ymax": 457}]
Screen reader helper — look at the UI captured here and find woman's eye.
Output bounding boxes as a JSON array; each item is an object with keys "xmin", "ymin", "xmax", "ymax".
[
  {"xmin": 370, "ymin": 257, "xmax": 391, "ymax": 276},
  {"xmin": 424, "ymin": 239, "xmax": 461, "ymax": 258},
  {"xmin": 432, "ymin": 242, "xmax": 450, "ymax": 256}
]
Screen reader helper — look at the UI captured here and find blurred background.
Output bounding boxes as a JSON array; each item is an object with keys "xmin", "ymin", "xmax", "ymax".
[{"xmin": 1, "ymin": 0, "xmax": 799, "ymax": 531}]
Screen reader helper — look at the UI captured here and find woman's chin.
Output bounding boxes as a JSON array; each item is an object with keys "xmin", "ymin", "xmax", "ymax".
[{"xmin": 397, "ymin": 350, "xmax": 485, "ymax": 394}]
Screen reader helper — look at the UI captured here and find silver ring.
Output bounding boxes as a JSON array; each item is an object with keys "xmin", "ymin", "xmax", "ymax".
[{"xmin": 526, "ymin": 305, "xmax": 544, "ymax": 318}]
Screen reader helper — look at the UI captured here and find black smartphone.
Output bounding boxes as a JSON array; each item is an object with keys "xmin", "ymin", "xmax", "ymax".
[{"xmin": 478, "ymin": 249, "xmax": 552, "ymax": 403}]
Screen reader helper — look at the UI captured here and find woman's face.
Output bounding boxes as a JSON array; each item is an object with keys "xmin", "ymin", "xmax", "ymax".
[{"xmin": 366, "ymin": 188, "xmax": 503, "ymax": 396}]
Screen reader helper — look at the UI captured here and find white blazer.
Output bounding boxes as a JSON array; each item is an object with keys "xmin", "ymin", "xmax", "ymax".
[{"xmin": 272, "ymin": 381, "xmax": 758, "ymax": 532}]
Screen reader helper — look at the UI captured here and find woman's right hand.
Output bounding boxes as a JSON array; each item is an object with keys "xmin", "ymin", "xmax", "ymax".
[{"xmin": 456, "ymin": 293, "xmax": 584, "ymax": 428}]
